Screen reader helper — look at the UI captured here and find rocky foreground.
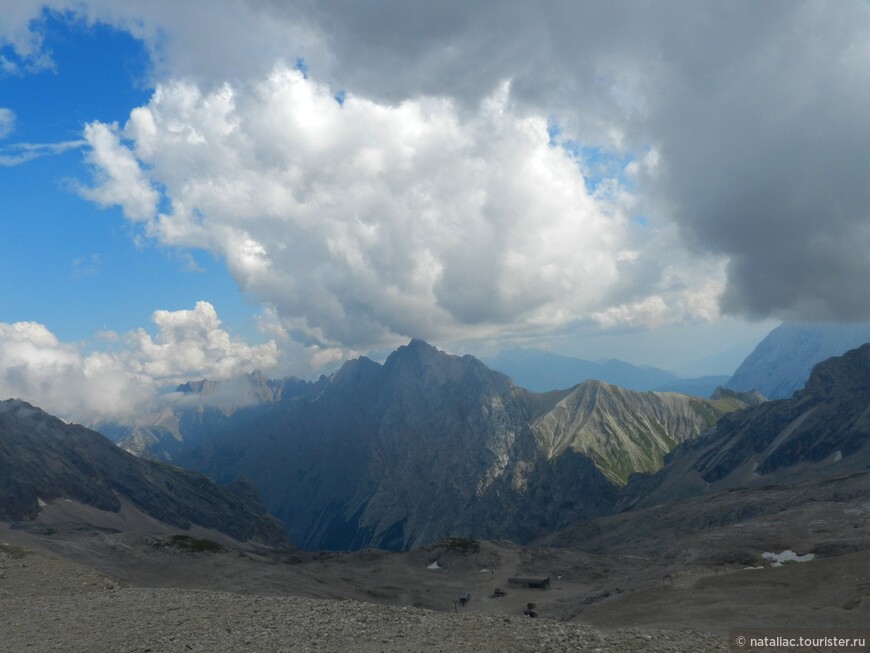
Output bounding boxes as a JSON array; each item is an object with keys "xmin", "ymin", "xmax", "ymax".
[{"xmin": 1, "ymin": 543, "xmax": 724, "ymax": 653}]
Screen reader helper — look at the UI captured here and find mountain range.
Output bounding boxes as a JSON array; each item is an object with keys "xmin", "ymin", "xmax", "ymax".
[
  {"xmin": 490, "ymin": 323, "xmax": 870, "ymax": 402},
  {"xmin": 484, "ymin": 348, "xmax": 729, "ymax": 396},
  {"xmin": 9, "ymin": 320, "xmax": 869, "ymax": 556},
  {"xmin": 99, "ymin": 339, "xmax": 757, "ymax": 550}
]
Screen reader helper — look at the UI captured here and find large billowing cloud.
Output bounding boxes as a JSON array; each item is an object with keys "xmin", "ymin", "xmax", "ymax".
[
  {"xmin": 123, "ymin": 301, "xmax": 279, "ymax": 383},
  {"xmin": 7, "ymin": 1, "xmax": 870, "ymax": 348},
  {"xmin": 79, "ymin": 67, "xmax": 716, "ymax": 348},
  {"xmin": 0, "ymin": 302, "xmax": 278, "ymax": 419},
  {"xmin": 284, "ymin": 1, "xmax": 870, "ymax": 324}
]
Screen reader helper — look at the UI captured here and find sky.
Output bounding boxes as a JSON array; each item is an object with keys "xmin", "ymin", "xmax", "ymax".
[{"xmin": 1, "ymin": 1, "xmax": 868, "ymax": 420}]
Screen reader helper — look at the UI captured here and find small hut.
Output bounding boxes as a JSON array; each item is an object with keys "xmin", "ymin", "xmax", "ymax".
[{"xmin": 507, "ymin": 576, "xmax": 550, "ymax": 590}]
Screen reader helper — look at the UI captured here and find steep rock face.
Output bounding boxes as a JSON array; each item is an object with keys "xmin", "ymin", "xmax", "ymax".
[
  {"xmin": 356, "ymin": 341, "xmax": 538, "ymax": 547},
  {"xmin": 726, "ymin": 322, "xmax": 870, "ymax": 399},
  {"xmin": 623, "ymin": 343, "xmax": 870, "ymax": 510},
  {"xmin": 0, "ymin": 399, "xmax": 289, "ymax": 546}
]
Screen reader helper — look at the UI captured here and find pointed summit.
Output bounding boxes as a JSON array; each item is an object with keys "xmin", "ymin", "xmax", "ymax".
[
  {"xmin": 404, "ymin": 338, "xmax": 441, "ymax": 355},
  {"xmin": 383, "ymin": 339, "xmax": 496, "ymax": 385},
  {"xmin": 385, "ymin": 339, "xmax": 444, "ymax": 366}
]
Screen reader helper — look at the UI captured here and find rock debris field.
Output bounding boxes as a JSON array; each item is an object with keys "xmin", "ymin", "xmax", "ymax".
[{"xmin": 1, "ymin": 543, "xmax": 725, "ymax": 653}]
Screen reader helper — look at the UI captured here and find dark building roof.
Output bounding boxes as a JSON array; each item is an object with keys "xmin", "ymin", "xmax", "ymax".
[{"xmin": 508, "ymin": 576, "xmax": 550, "ymax": 587}]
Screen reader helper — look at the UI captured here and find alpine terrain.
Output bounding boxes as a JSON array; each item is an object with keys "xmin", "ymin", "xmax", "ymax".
[{"xmin": 103, "ymin": 340, "xmax": 756, "ymax": 550}]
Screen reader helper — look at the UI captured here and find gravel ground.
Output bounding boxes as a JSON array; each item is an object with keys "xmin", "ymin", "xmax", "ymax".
[{"xmin": 1, "ymin": 543, "xmax": 726, "ymax": 653}]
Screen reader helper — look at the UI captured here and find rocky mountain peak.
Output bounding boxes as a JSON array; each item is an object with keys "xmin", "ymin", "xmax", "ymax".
[
  {"xmin": 0, "ymin": 398, "xmax": 39, "ymax": 416},
  {"xmin": 386, "ymin": 338, "xmax": 445, "ymax": 365},
  {"xmin": 406, "ymin": 337, "xmax": 438, "ymax": 352},
  {"xmin": 383, "ymin": 339, "xmax": 470, "ymax": 386},
  {"xmin": 0, "ymin": 398, "xmax": 66, "ymax": 436},
  {"xmin": 531, "ymin": 380, "xmax": 733, "ymax": 485},
  {"xmin": 800, "ymin": 342, "xmax": 870, "ymax": 400}
]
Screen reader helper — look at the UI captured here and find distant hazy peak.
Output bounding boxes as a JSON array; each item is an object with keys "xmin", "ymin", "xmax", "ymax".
[
  {"xmin": 176, "ymin": 379, "xmax": 219, "ymax": 394},
  {"xmin": 0, "ymin": 397, "xmax": 29, "ymax": 411},
  {"xmin": 484, "ymin": 347, "xmax": 680, "ymax": 393},
  {"xmin": 726, "ymin": 322, "xmax": 870, "ymax": 399},
  {"xmin": 406, "ymin": 337, "xmax": 438, "ymax": 351}
]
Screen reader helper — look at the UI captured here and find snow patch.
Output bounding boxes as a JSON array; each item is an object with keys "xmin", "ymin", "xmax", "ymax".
[
  {"xmin": 762, "ymin": 550, "xmax": 815, "ymax": 567},
  {"xmin": 37, "ymin": 498, "xmax": 47, "ymax": 508},
  {"xmin": 427, "ymin": 561, "xmax": 440, "ymax": 570}
]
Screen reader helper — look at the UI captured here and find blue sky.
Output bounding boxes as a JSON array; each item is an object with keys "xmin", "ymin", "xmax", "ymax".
[
  {"xmin": 2, "ymin": 2, "xmax": 868, "ymax": 420},
  {"xmin": 1, "ymin": 14, "xmax": 260, "ymax": 343}
]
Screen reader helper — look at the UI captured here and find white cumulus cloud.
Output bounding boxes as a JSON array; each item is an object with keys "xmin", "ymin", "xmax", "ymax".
[
  {"xmin": 123, "ymin": 301, "xmax": 279, "ymax": 384},
  {"xmin": 79, "ymin": 122, "xmax": 158, "ymax": 221},
  {"xmin": 0, "ymin": 302, "xmax": 278, "ymax": 420},
  {"xmin": 80, "ymin": 66, "xmax": 715, "ymax": 350},
  {"xmin": 0, "ymin": 320, "xmax": 146, "ymax": 419}
]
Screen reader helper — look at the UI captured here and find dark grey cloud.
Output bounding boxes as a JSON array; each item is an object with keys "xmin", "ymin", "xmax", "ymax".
[{"xmin": 277, "ymin": 0, "xmax": 870, "ymax": 322}]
